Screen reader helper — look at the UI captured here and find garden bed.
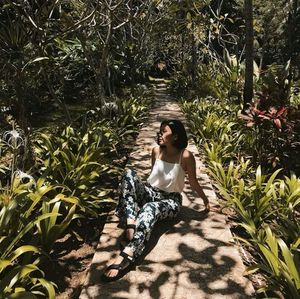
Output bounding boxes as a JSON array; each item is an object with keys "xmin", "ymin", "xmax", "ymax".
[{"xmin": 49, "ymin": 214, "xmax": 109, "ymax": 299}]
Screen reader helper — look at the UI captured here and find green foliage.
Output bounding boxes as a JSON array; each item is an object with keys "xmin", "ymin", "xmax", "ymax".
[
  {"xmin": 218, "ymin": 167, "xmax": 283, "ymax": 233},
  {"xmin": 36, "ymin": 200, "xmax": 78, "ymax": 252},
  {"xmin": 0, "ymin": 178, "xmax": 58, "ymax": 298},
  {"xmin": 170, "ymin": 62, "xmax": 231, "ymax": 100},
  {"xmin": 0, "ymin": 246, "xmax": 56, "ymax": 299},
  {"xmin": 273, "ymin": 175, "xmax": 300, "ymax": 243},
  {"xmin": 0, "ymin": 0, "xmax": 299, "ymax": 297},
  {"xmin": 246, "ymin": 225, "xmax": 300, "ymax": 299},
  {"xmin": 182, "ymin": 99, "xmax": 235, "ymax": 142},
  {"xmin": 181, "ymin": 98, "xmax": 245, "ymax": 161},
  {"xmin": 34, "ymin": 123, "xmax": 126, "ymax": 216},
  {"xmin": 252, "ymin": 0, "xmax": 298, "ymax": 66},
  {"xmin": 203, "ymin": 141, "xmax": 232, "ymax": 165},
  {"xmin": 258, "ymin": 61, "xmax": 292, "ymax": 108},
  {"xmin": 0, "ymin": 167, "xmax": 64, "ymax": 296},
  {"xmin": 116, "ymin": 95, "xmax": 151, "ymax": 130},
  {"xmin": 197, "ymin": 61, "xmax": 236, "ymax": 100},
  {"xmin": 0, "ymin": 83, "xmax": 152, "ymax": 297},
  {"xmin": 239, "ymin": 103, "xmax": 298, "ymax": 171},
  {"xmin": 169, "ymin": 71, "xmax": 190, "ymax": 97},
  {"xmin": 32, "ymin": 92, "xmax": 152, "ymax": 216},
  {"xmin": 0, "ymin": 1, "xmax": 156, "ymax": 129},
  {"xmin": 209, "ymin": 158, "xmax": 251, "ymax": 191}
]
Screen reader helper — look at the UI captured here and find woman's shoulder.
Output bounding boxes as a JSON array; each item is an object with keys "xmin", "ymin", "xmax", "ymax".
[
  {"xmin": 182, "ymin": 148, "xmax": 194, "ymax": 159},
  {"xmin": 152, "ymin": 146, "xmax": 160, "ymax": 154},
  {"xmin": 151, "ymin": 146, "xmax": 161, "ymax": 158},
  {"xmin": 180, "ymin": 149, "xmax": 195, "ymax": 172}
]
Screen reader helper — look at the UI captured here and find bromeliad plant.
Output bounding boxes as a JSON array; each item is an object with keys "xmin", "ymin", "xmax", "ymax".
[
  {"xmin": 0, "ymin": 245, "xmax": 56, "ymax": 299},
  {"xmin": 217, "ymin": 166, "xmax": 282, "ymax": 235},
  {"xmin": 208, "ymin": 158, "xmax": 251, "ymax": 192},
  {"xmin": 194, "ymin": 112, "xmax": 235, "ymax": 144},
  {"xmin": 203, "ymin": 141, "xmax": 233, "ymax": 165},
  {"xmin": 273, "ymin": 174, "xmax": 300, "ymax": 243},
  {"xmin": 91, "ymin": 94, "xmax": 151, "ymax": 137},
  {"xmin": 246, "ymin": 225, "xmax": 300, "ymax": 299},
  {"xmin": 33, "ymin": 124, "xmax": 118, "ymax": 216},
  {"xmin": 28, "ymin": 175, "xmax": 80, "ymax": 253},
  {"xmin": 116, "ymin": 96, "xmax": 151, "ymax": 130},
  {"xmin": 181, "ymin": 99, "xmax": 246, "ymax": 166},
  {"xmin": 181, "ymin": 97, "xmax": 243, "ymax": 146}
]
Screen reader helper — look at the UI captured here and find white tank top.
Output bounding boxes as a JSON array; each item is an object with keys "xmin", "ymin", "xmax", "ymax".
[{"xmin": 147, "ymin": 149, "xmax": 185, "ymax": 193}]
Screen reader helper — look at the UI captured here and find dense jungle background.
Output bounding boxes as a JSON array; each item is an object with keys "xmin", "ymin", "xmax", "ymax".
[{"xmin": 0, "ymin": 1, "xmax": 299, "ymax": 298}]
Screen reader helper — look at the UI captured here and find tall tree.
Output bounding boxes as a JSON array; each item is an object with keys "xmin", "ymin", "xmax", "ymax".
[
  {"xmin": 288, "ymin": 0, "xmax": 299, "ymax": 63},
  {"xmin": 243, "ymin": 0, "xmax": 253, "ymax": 109}
]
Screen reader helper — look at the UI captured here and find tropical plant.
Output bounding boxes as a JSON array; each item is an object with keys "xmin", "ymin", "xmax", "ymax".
[
  {"xmin": 246, "ymin": 225, "xmax": 300, "ymax": 299},
  {"xmin": 239, "ymin": 102, "xmax": 294, "ymax": 169},
  {"xmin": 0, "ymin": 245, "xmax": 56, "ymax": 299},
  {"xmin": 203, "ymin": 141, "xmax": 233, "ymax": 165},
  {"xmin": 209, "ymin": 158, "xmax": 251, "ymax": 191},
  {"xmin": 258, "ymin": 60, "xmax": 292, "ymax": 108},
  {"xmin": 33, "ymin": 125, "xmax": 117, "ymax": 216},
  {"xmin": 116, "ymin": 96, "xmax": 151, "ymax": 130},
  {"xmin": 36, "ymin": 198, "xmax": 78, "ymax": 253},
  {"xmin": 181, "ymin": 98, "xmax": 240, "ymax": 142},
  {"xmin": 240, "ymin": 105, "xmax": 289, "ymax": 131},
  {"xmin": 0, "ymin": 173, "xmax": 58, "ymax": 298},
  {"xmin": 217, "ymin": 166, "xmax": 282, "ymax": 234},
  {"xmin": 272, "ymin": 174, "xmax": 300, "ymax": 243}
]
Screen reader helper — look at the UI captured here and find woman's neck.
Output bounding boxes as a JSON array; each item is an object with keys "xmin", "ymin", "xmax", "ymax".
[{"xmin": 161, "ymin": 145, "xmax": 180, "ymax": 156}]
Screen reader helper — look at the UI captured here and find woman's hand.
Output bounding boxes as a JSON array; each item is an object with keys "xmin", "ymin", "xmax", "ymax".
[{"xmin": 204, "ymin": 202, "xmax": 210, "ymax": 213}]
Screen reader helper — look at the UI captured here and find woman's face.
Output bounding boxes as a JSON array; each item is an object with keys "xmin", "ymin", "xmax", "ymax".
[{"xmin": 157, "ymin": 124, "xmax": 173, "ymax": 146}]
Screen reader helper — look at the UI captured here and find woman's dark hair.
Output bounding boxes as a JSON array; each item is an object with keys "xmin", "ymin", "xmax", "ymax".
[{"xmin": 160, "ymin": 119, "xmax": 188, "ymax": 149}]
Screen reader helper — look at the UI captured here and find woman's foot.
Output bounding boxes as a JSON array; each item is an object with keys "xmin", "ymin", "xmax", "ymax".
[{"xmin": 102, "ymin": 247, "xmax": 134, "ymax": 282}]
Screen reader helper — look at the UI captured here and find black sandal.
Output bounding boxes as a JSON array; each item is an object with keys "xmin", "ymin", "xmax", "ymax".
[
  {"xmin": 102, "ymin": 251, "xmax": 134, "ymax": 282},
  {"xmin": 120, "ymin": 223, "xmax": 136, "ymax": 249}
]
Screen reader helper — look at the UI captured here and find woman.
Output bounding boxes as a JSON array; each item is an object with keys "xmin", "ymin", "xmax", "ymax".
[{"xmin": 102, "ymin": 119, "xmax": 210, "ymax": 281}]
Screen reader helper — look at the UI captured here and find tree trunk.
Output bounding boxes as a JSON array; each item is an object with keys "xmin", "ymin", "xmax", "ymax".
[
  {"xmin": 191, "ymin": 21, "xmax": 197, "ymax": 85},
  {"xmin": 243, "ymin": 0, "xmax": 254, "ymax": 110},
  {"xmin": 14, "ymin": 77, "xmax": 28, "ymax": 134},
  {"xmin": 181, "ymin": 33, "xmax": 185, "ymax": 71},
  {"xmin": 288, "ymin": 0, "xmax": 299, "ymax": 60}
]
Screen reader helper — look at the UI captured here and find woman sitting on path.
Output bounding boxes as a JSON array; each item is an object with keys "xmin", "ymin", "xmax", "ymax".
[{"xmin": 102, "ymin": 119, "xmax": 210, "ymax": 281}]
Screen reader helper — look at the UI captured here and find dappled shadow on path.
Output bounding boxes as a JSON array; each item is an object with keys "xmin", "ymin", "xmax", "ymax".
[{"xmin": 81, "ymin": 204, "xmax": 252, "ymax": 299}]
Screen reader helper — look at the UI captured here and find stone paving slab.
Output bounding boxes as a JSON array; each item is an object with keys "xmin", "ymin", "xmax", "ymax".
[{"xmin": 80, "ymin": 83, "xmax": 255, "ymax": 299}]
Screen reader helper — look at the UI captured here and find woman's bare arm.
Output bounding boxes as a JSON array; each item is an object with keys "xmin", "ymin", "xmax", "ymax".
[
  {"xmin": 150, "ymin": 146, "xmax": 159, "ymax": 171},
  {"xmin": 184, "ymin": 150, "xmax": 210, "ymax": 211}
]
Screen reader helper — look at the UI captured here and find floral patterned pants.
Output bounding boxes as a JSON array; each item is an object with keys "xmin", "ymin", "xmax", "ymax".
[{"xmin": 115, "ymin": 168, "xmax": 182, "ymax": 259}]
